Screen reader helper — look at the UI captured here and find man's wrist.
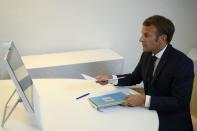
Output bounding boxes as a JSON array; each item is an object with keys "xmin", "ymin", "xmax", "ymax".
[
  {"xmin": 144, "ymin": 95, "xmax": 151, "ymax": 108},
  {"xmin": 108, "ymin": 75, "xmax": 118, "ymax": 85}
]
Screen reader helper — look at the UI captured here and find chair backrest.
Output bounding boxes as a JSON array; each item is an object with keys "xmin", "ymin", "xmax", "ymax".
[{"xmin": 191, "ymin": 77, "xmax": 197, "ymax": 117}]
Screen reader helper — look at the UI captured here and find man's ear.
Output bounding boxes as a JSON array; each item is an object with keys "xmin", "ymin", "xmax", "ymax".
[{"xmin": 158, "ymin": 34, "xmax": 167, "ymax": 43}]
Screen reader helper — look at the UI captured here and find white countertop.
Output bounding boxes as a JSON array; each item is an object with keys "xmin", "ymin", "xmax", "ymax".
[{"xmin": 22, "ymin": 49, "xmax": 123, "ymax": 69}]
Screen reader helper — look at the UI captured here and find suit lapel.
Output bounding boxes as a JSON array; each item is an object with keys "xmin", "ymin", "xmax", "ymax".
[
  {"xmin": 152, "ymin": 59, "xmax": 166, "ymax": 83},
  {"xmin": 151, "ymin": 44, "xmax": 173, "ymax": 84}
]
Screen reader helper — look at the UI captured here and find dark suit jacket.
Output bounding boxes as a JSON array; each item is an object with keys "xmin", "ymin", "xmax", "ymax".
[{"xmin": 117, "ymin": 44, "xmax": 194, "ymax": 131}]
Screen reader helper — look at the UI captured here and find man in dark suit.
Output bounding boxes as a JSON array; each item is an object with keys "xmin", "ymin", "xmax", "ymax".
[{"xmin": 96, "ymin": 15, "xmax": 194, "ymax": 131}]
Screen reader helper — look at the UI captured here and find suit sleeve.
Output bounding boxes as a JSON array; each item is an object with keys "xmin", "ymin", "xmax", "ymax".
[
  {"xmin": 116, "ymin": 53, "xmax": 144, "ymax": 86},
  {"xmin": 149, "ymin": 59, "xmax": 194, "ymax": 112}
]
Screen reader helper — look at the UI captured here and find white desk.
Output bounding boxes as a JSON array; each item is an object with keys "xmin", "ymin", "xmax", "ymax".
[
  {"xmin": 188, "ymin": 48, "xmax": 197, "ymax": 76},
  {"xmin": 0, "ymin": 79, "xmax": 158, "ymax": 131},
  {"xmin": 21, "ymin": 49, "xmax": 124, "ymax": 79}
]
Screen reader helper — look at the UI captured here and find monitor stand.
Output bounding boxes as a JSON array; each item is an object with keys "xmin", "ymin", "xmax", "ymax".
[{"xmin": 1, "ymin": 89, "xmax": 22, "ymax": 128}]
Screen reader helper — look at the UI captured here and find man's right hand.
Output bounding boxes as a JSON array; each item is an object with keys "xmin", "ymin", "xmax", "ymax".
[{"xmin": 95, "ymin": 75, "xmax": 112, "ymax": 85}]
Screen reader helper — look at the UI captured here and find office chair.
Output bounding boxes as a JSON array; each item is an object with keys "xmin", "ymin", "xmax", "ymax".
[{"xmin": 191, "ymin": 77, "xmax": 197, "ymax": 131}]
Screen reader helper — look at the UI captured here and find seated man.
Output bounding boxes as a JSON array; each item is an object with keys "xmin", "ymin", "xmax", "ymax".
[{"xmin": 96, "ymin": 15, "xmax": 194, "ymax": 131}]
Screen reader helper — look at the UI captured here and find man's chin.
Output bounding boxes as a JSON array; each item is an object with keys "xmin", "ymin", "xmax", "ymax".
[
  {"xmin": 142, "ymin": 48, "xmax": 148, "ymax": 52},
  {"xmin": 143, "ymin": 48, "xmax": 151, "ymax": 53}
]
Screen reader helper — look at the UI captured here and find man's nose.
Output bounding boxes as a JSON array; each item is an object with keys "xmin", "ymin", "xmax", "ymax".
[{"xmin": 139, "ymin": 36, "xmax": 144, "ymax": 42}]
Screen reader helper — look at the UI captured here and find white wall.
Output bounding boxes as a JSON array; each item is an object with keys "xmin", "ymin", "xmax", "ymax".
[{"xmin": 0, "ymin": 0, "xmax": 197, "ymax": 78}]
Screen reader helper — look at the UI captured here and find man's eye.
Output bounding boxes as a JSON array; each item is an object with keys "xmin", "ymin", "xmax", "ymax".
[{"xmin": 144, "ymin": 34, "xmax": 148, "ymax": 37}]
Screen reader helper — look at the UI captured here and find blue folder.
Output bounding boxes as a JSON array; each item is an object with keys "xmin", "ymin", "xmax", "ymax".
[{"xmin": 89, "ymin": 92, "xmax": 130, "ymax": 109}]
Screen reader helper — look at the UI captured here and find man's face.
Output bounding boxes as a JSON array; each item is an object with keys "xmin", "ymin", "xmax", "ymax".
[{"xmin": 139, "ymin": 25, "xmax": 162, "ymax": 54}]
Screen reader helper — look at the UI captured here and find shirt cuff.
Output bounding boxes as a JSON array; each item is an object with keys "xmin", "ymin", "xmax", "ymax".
[
  {"xmin": 108, "ymin": 75, "xmax": 118, "ymax": 85},
  {"xmin": 144, "ymin": 95, "xmax": 151, "ymax": 108}
]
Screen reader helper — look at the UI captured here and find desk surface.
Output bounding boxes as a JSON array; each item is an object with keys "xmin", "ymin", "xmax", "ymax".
[
  {"xmin": 22, "ymin": 49, "xmax": 123, "ymax": 69},
  {"xmin": 0, "ymin": 79, "xmax": 158, "ymax": 131}
]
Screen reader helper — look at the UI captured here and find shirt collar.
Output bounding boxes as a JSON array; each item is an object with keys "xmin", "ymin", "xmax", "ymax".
[{"xmin": 153, "ymin": 44, "xmax": 168, "ymax": 59}]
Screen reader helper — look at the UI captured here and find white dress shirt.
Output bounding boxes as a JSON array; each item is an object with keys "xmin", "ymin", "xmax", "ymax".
[{"xmin": 111, "ymin": 45, "xmax": 168, "ymax": 108}]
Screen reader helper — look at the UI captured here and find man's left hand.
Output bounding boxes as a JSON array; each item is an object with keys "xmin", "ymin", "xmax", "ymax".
[{"xmin": 121, "ymin": 95, "xmax": 146, "ymax": 107}]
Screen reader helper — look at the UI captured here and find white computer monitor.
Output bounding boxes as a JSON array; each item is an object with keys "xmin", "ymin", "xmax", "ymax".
[{"xmin": 3, "ymin": 42, "xmax": 34, "ymax": 113}]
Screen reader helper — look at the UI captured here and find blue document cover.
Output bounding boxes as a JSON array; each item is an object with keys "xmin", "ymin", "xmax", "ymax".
[{"xmin": 89, "ymin": 92, "xmax": 130, "ymax": 109}]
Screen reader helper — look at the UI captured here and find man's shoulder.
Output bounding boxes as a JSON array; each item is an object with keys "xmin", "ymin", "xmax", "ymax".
[
  {"xmin": 170, "ymin": 46, "xmax": 193, "ymax": 64},
  {"xmin": 169, "ymin": 46, "xmax": 194, "ymax": 76}
]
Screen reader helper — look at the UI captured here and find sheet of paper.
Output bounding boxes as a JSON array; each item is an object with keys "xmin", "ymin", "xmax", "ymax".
[
  {"xmin": 97, "ymin": 105, "xmax": 125, "ymax": 112},
  {"xmin": 81, "ymin": 74, "xmax": 96, "ymax": 80},
  {"xmin": 107, "ymin": 77, "xmax": 125, "ymax": 84}
]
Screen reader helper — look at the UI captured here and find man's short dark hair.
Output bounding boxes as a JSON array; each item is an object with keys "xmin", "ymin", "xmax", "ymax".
[{"xmin": 143, "ymin": 15, "xmax": 175, "ymax": 43}]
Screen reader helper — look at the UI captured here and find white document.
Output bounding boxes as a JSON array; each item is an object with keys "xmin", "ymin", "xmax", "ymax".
[
  {"xmin": 97, "ymin": 105, "xmax": 126, "ymax": 112},
  {"xmin": 107, "ymin": 77, "xmax": 125, "ymax": 84},
  {"xmin": 81, "ymin": 74, "xmax": 96, "ymax": 80},
  {"xmin": 81, "ymin": 74, "xmax": 125, "ymax": 83}
]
